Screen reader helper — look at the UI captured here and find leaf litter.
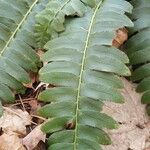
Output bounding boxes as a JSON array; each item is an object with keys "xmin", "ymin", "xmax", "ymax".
[
  {"xmin": 0, "ymin": 75, "xmax": 149, "ymax": 150},
  {"xmin": 22, "ymin": 125, "xmax": 46, "ymax": 150},
  {"xmin": 0, "ymin": 90, "xmax": 46, "ymax": 150},
  {"xmin": 0, "ymin": 108, "xmax": 31, "ymax": 150}
]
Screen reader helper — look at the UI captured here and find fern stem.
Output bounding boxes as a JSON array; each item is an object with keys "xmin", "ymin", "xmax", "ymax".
[
  {"xmin": 0, "ymin": 0, "xmax": 39, "ymax": 56},
  {"xmin": 73, "ymin": 0, "xmax": 104, "ymax": 149}
]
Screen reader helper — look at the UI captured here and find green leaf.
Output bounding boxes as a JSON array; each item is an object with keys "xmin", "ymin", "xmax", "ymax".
[
  {"xmin": 0, "ymin": 101, "xmax": 3, "ymax": 117},
  {"xmin": 38, "ymin": 0, "xmax": 133, "ymax": 149},
  {"xmin": 137, "ymin": 77, "xmax": 150, "ymax": 92},
  {"xmin": 131, "ymin": 63, "xmax": 150, "ymax": 81},
  {"xmin": 81, "ymin": 0, "xmax": 96, "ymax": 7},
  {"xmin": 41, "ymin": 116, "xmax": 72, "ymax": 133},
  {"xmin": 48, "ymin": 126, "xmax": 111, "ymax": 146},
  {"xmin": 126, "ymin": 0, "xmax": 150, "ymax": 113},
  {"xmin": 35, "ymin": 0, "xmax": 96, "ymax": 48},
  {"xmin": 141, "ymin": 90, "xmax": 150, "ymax": 104},
  {"xmin": 0, "ymin": 0, "xmax": 48, "ymax": 107},
  {"xmin": 0, "ymin": 83, "xmax": 14, "ymax": 103},
  {"xmin": 146, "ymin": 105, "xmax": 150, "ymax": 116},
  {"xmin": 48, "ymin": 143, "xmax": 74, "ymax": 150}
]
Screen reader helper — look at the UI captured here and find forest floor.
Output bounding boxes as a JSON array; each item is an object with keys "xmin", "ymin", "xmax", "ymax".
[{"xmin": 0, "ymin": 78, "xmax": 149, "ymax": 150}]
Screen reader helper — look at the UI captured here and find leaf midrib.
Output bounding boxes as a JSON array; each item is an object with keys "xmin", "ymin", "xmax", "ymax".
[
  {"xmin": 0, "ymin": 0, "xmax": 39, "ymax": 56},
  {"xmin": 73, "ymin": 0, "xmax": 104, "ymax": 149}
]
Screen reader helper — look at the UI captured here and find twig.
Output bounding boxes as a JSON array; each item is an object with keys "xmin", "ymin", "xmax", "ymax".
[
  {"xmin": 31, "ymin": 115, "xmax": 47, "ymax": 121},
  {"xmin": 18, "ymin": 94, "xmax": 26, "ymax": 111}
]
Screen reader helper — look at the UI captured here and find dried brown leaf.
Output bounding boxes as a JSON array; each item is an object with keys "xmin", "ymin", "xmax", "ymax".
[
  {"xmin": 0, "ymin": 108, "xmax": 32, "ymax": 150},
  {"xmin": 0, "ymin": 108, "xmax": 31, "ymax": 135},
  {"xmin": 0, "ymin": 132, "xmax": 26, "ymax": 150},
  {"xmin": 36, "ymin": 49, "xmax": 44, "ymax": 58},
  {"xmin": 23, "ymin": 72, "xmax": 38, "ymax": 89},
  {"xmin": 22, "ymin": 125, "xmax": 46, "ymax": 150},
  {"xmin": 113, "ymin": 28, "xmax": 128, "ymax": 48}
]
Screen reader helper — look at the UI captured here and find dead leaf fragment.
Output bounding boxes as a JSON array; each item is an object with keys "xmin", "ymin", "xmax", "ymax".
[
  {"xmin": 0, "ymin": 108, "xmax": 32, "ymax": 150},
  {"xmin": 22, "ymin": 125, "xmax": 46, "ymax": 150},
  {"xmin": 113, "ymin": 28, "xmax": 128, "ymax": 48},
  {"xmin": 0, "ymin": 108, "xmax": 31, "ymax": 135},
  {"xmin": 23, "ymin": 72, "xmax": 38, "ymax": 89},
  {"xmin": 0, "ymin": 132, "xmax": 26, "ymax": 150},
  {"xmin": 27, "ymin": 99, "xmax": 39, "ymax": 115},
  {"xmin": 36, "ymin": 49, "xmax": 44, "ymax": 58}
]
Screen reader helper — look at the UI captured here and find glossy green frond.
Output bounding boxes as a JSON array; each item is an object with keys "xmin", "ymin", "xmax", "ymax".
[
  {"xmin": 126, "ymin": 0, "xmax": 150, "ymax": 111},
  {"xmin": 38, "ymin": 0, "xmax": 133, "ymax": 149},
  {"xmin": 0, "ymin": 0, "xmax": 48, "ymax": 116},
  {"xmin": 35, "ymin": 0, "xmax": 96, "ymax": 48}
]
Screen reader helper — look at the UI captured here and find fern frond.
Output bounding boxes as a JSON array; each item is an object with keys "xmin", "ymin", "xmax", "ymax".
[
  {"xmin": 126, "ymin": 0, "xmax": 150, "ymax": 110},
  {"xmin": 35, "ymin": 0, "xmax": 96, "ymax": 48},
  {"xmin": 38, "ymin": 0, "xmax": 133, "ymax": 149},
  {"xmin": 0, "ymin": 0, "xmax": 48, "ymax": 115}
]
